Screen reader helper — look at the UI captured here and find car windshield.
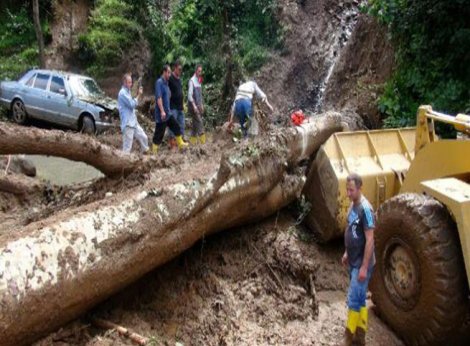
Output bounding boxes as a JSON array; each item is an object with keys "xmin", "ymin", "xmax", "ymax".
[{"xmin": 68, "ymin": 76, "xmax": 105, "ymax": 98}]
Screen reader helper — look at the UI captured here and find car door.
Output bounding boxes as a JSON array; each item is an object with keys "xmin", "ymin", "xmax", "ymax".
[
  {"xmin": 19, "ymin": 72, "xmax": 37, "ymax": 106},
  {"xmin": 29, "ymin": 72, "xmax": 51, "ymax": 120},
  {"xmin": 47, "ymin": 75, "xmax": 73, "ymax": 126}
]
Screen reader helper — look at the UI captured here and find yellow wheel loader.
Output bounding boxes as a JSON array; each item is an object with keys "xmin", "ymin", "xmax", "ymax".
[{"xmin": 303, "ymin": 105, "xmax": 470, "ymax": 345}]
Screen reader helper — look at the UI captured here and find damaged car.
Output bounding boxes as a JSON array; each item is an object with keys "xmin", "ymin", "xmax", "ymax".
[{"xmin": 0, "ymin": 69, "xmax": 118, "ymax": 134}]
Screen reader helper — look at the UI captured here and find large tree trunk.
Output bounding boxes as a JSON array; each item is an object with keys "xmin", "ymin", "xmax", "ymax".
[
  {"xmin": 32, "ymin": 0, "xmax": 46, "ymax": 68},
  {"xmin": 0, "ymin": 113, "xmax": 342, "ymax": 345},
  {"xmin": 0, "ymin": 124, "xmax": 145, "ymax": 178}
]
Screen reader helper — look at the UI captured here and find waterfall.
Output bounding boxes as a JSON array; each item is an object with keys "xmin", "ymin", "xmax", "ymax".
[{"xmin": 311, "ymin": 3, "xmax": 362, "ymax": 113}]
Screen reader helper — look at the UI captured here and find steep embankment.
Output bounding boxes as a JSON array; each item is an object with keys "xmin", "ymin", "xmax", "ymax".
[
  {"xmin": 258, "ymin": 0, "xmax": 394, "ymax": 127},
  {"xmin": 323, "ymin": 15, "xmax": 395, "ymax": 128}
]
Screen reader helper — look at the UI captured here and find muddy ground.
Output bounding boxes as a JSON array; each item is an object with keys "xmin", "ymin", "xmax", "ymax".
[
  {"xmin": 34, "ymin": 212, "xmax": 404, "ymax": 346},
  {"xmin": 0, "ymin": 116, "xmax": 404, "ymax": 345}
]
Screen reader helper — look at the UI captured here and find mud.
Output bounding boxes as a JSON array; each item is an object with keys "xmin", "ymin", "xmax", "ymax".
[{"xmin": 35, "ymin": 213, "xmax": 403, "ymax": 346}]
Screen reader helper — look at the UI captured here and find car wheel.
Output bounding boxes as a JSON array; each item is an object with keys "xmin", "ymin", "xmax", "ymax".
[
  {"xmin": 81, "ymin": 115, "xmax": 96, "ymax": 135},
  {"xmin": 11, "ymin": 99, "xmax": 28, "ymax": 125}
]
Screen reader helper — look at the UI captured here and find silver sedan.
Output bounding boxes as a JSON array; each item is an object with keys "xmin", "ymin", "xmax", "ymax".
[{"xmin": 0, "ymin": 69, "xmax": 118, "ymax": 134}]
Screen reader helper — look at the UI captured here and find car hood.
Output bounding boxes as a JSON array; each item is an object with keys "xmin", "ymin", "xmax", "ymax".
[{"xmin": 78, "ymin": 95, "xmax": 118, "ymax": 111}]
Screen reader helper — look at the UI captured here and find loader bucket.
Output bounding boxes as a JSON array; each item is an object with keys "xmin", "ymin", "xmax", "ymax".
[{"xmin": 303, "ymin": 128, "xmax": 415, "ymax": 242}]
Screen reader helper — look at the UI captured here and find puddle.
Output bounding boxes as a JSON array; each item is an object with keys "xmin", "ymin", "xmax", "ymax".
[{"xmin": 27, "ymin": 155, "xmax": 103, "ymax": 185}]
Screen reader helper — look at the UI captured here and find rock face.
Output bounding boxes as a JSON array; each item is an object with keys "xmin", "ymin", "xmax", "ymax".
[
  {"xmin": 258, "ymin": 0, "xmax": 363, "ymax": 114},
  {"xmin": 45, "ymin": 0, "xmax": 90, "ymax": 71},
  {"xmin": 258, "ymin": 1, "xmax": 394, "ymax": 128},
  {"xmin": 323, "ymin": 15, "xmax": 395, "ymax": 128},
  {"xmin": 0, "ymin": 113, "xmax": 342, "ymax": 346}
]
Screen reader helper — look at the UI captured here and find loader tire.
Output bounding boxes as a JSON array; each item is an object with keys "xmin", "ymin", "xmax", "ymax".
[{"xmin": 371, "ymin": 193, "xmax": 468, "ymax": 345}]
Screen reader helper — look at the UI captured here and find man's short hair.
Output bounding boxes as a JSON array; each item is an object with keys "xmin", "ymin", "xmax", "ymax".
[
  {"xmin": 347, "ymin": 173, "xmax": 363, "ymax": 188},
  {"xmin": 172, "ymin": 60, "xmax": 182, "ymax": 70},
  {"xmin": 162, "ymin": 64, "xmax": 171, "ymax": 74},
  {"xmin": 122, "ymin": 73, "xmax": 132, "ymax": 84}
]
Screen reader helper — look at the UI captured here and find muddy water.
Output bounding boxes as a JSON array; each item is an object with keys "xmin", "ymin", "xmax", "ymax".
[{"xmin": 27, "ymin": 155, "xmax": 103, "ymax": 185}]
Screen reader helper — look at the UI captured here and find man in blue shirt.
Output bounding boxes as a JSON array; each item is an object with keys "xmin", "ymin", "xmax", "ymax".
[
  {"xmin": 117, "ymin": 73, "xmax": 149, "ymax": 154},
  {"xmin": 341, "ymin": 173, "xmax": 375, "ymax": 346},
  {"xmin": 152, "ymin": 65, "xmax": 188, "ymax": 153}
]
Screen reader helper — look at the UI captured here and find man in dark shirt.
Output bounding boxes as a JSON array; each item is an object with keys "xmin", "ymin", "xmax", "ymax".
[
  {"xmin": 167, "ymin": 61, "xmax": 185, "ymax": 150},
  {"xmin": 341, "ymin": 173, "xmax": 375, "ymax": 346},
  {"xmin": 152, "ymin": 65, "xmax": 188, "ymax": 154}
]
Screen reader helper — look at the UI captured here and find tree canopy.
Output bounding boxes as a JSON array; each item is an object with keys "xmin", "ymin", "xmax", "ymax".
[{"xmin": 367, "ymin": 0, "xmax": 470, "ymax": 128}]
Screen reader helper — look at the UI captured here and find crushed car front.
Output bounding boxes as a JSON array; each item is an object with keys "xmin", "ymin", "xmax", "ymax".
[{"xmin": 67, "ymin": 75, "xmax": 119, "ymax": 131}]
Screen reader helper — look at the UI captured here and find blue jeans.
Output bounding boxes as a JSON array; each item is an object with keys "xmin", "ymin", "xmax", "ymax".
[
  {"xmin": 234, "ymin": 98, "xmax": 252, "ymax": 138},
  {"xmin": 168, "ymin": 109, "xmax": 185, "ymax": 138},
  {"xmin": 347, "ymin": 266, "xmax": 374, "ymax": 311}
]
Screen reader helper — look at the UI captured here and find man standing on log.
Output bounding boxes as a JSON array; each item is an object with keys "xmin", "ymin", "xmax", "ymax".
[
  {"xmin": 118, "ymin": 73, "xmax": 149, "ymax": 154},
  {"xmin": 341, "ymin": 173, "xmax": 375, "ymax": 346},
  {"xmin": 152, "ymin": 65, "xmax": 188, "ymax": 154},
  {"xmin": 188, "ymin": 64, "xmax": 206, "ymax": 145},
  {"xmin": 167, "ymin": 60, "xmax": 185, "ymax": 150},
  {"xmin": 228, "ymin": 79, "xmax": 273, "ymax": 138}
]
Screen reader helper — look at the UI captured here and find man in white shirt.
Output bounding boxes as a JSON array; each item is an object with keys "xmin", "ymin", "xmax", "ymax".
[
  {"xmin": 229, "ymin": 80, "xmax": 273, "ymax": 138},
  {"xmin": 188, "ymin": 65, "xmax": 206, "ymax": 145},
  {"xmin": 117, "ymin": 73, "xmax": 149, "ymax": 154}
]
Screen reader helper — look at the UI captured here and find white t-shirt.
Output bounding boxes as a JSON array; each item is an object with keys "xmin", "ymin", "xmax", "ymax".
[{"xmin": 234, "ymin": 81, "xmax": 267, "ymax": 101}]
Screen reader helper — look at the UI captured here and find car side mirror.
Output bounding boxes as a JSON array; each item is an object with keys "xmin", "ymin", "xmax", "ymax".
[{"xmin": 58, "ymin": 88, "xmax": 67, "ymax": 97}]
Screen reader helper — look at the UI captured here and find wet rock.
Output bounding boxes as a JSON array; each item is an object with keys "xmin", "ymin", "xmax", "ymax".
[{"xmin": 1, "ymin": 155, "xmax": 36, "ymax": 177}]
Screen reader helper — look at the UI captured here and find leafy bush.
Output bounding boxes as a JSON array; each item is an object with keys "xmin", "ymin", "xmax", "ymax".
[
  {"xmin": 367, "ymin": 0, "xmax": 470, "ymax": 132},
  {"xmin": 0, "ymin": 6, "xmax": 42, "ymax": 80},
  {"xmin": 160, "ymin": 0, "xmax": 282, "ymax": 124},
  {"xmin": 78, "ymin": 0, "xmax": 142, "ymax": 76},
  {"xmin": 0, "ymin": 7, "xmax": 36, "ymax": 53}
]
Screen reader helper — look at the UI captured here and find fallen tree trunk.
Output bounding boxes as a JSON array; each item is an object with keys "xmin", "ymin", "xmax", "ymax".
[
  {"xmin": 0, "ymin": 113, "xmax": 342, "ymax": 345},
  {"xmin": 0, "ymin": 174, "xmax": 42, "ymax": 195},
  {"xmin": 0, "ymin": 123, "xmax": 144, "ymax": 177}
]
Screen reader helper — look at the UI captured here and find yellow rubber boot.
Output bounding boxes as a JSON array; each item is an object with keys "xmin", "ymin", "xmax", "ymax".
[
  {"xmin": 357, "ymin": 307, "xmax": 368, "ymax": 332},
  {"xmin": 151, "ymin": 143, "xmax": 159, "ymax": 154},
  {"xmin": 176, "ymin": 135, "xmax": 189, "ymax": 149},
  {"xmin": 189, "ymin": 136, "xmax": 198, "ymax": 145},
  {"xmin": 199, "ymin": 133, "xmax": 206, "ymax": 144},
  {"xmin": 355, "ymin": 307, "xmax": 368, "ymax": 346},
  {"xmin": 344, "ymin": 309, "xmax": 359, "ymax": 346}
]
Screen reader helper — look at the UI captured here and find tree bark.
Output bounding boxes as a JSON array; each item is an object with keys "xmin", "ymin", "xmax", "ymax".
[
  {"xmin": 0, "ymin": 174, "xmax": 42, "ymax": 195},
  {"xmin": 32, "ymin": 0, "xmax": 46, "ymax": 68},
  {"xmin": 0, "ymin": 113, "xmax": 342, "ymax": 345},
  {"xmin": 0, "ymin": 123, "xmax": 145, "ymax": 178}
]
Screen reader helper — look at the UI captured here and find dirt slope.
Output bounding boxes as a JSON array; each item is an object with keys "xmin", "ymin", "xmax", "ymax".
[
  {"xmin": 35, "ymin": 213, "xmax": 404, "ymax": 346},
  {"xmin": 258, "ymin": 0, "xmax": 394, "ymax": 127},
  {"xmin": 323, "ymin": 15, "xmax": 395, "ymax": 128}
]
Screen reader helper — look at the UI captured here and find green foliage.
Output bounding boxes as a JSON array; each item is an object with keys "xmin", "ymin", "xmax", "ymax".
[
  {"xmin": 162, "ymin": 0, "xmax": 282, "ymax": 123},
  {"xmin": 165, "ymin": 0, "xmax": 281, "ymax": 81},
  {"xmin": 78, "ymin": 0, "xmax": 143, "ymax": 76},
  {"xmin": 0, "ymin": 6, "xmax": 40, "ymax": 80},
  {"xmin": 367, "ymin": 0, "xmax": 470, "ymax": 133}
]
